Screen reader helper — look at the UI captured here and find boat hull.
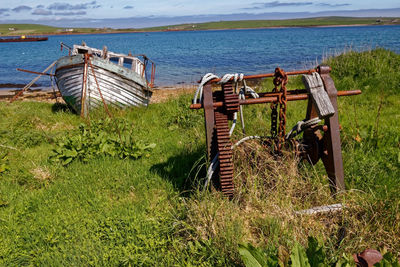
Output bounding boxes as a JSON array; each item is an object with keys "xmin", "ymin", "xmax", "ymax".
[
  {"xmin": 0, "ymin": 37, "xmax": 48, "ymax": 42},
  {"xmin": 55, "ymin": 54, "xmax": 152, "ymax": 115}
]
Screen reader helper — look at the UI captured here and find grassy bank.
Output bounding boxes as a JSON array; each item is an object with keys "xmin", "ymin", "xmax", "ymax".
[
  {"xmin": 0, "ymin": 24, "xmax": 59, "ymax": 35},
  {"xmin": 143, "ymin": 16, "xmax": 400, "ymax": 31},
  {"xmin": 0, "ymin": 24, "xmax": 117, "ymax": 36},
  {"xmin": 0, "ymin": 48, "xmax": 399, "ymax": 265},
  {"xmin": 1, "ymin": 16, "xmax": 400, "ymax": 36}
]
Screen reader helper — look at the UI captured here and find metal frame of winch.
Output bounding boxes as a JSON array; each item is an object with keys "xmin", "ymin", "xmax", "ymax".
[{"xmin": 190, "ymin": 65, "xmax": 361, "ymax": 198}]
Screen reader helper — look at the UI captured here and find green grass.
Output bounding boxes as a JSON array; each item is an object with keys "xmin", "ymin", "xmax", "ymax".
[
  {"xmin": 141, "ymin": 16, "xmax": 400, "ymax": 31},
  {"xmin": 0, "ymin": 48, "xmax": 399, "ymax": 265},
  {"xmin": 0, "ymin": 24, "xmax": 59, "ymax": 35}
]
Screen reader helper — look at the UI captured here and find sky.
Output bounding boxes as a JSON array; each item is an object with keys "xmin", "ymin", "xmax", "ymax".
[{"xmin": 0, "ymin": 0, "xmax": 399, "ymax": 28}]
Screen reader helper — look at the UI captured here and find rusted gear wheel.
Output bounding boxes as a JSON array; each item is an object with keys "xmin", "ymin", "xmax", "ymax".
[
  {"xmin": 222, "ymin": 83, "xmax": 239, "ymax": 119},
  {"xmin": 214, "ymin": 110, "xmax": 234, "ymax": 197}
]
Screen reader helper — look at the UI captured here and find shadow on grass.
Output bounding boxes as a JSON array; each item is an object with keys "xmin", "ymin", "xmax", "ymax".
[
  {"xmin": 52, "ymin": 102, "xmax": 75, "ymax": 113},
  {"xmin": 150, "ymin": 147, "xmax": 207, "ymax": 197}
]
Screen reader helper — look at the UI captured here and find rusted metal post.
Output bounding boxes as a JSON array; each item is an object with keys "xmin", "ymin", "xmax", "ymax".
[
  {"xmin": 202, "ymin": 83, "xmax": 215, "ymax": 161},
  {"xmin": 318, "ymin": 65, "xmax": 345, "ymax": 192}
]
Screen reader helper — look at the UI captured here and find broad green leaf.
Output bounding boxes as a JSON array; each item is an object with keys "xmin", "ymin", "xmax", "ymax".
[
  {"xmin": 334, "ymin": 253, "xmax": 353, "ymax": 267},
  {"xmin": 375, "ymin": 252, "xmax": 400, "ymax": 267},
  {"xmin": 147, "ymin": 143, "xmax": 156, "ymax": 149},
  {"xmin": 0, "ymin": 163, "xmax": 9, "ymax": 173},
  {"xmin": 290, "ymin": 242, "xmax": 310, "ymax": 267},
  {"xmin": 306, "ymin": 237, "xmax": 326, "ymax": 267},
  {"xmin": 238, "ymin": 243, "xmax": 269, "ymax": 267},
  {"xmin": 64, "ymin": 149, "xmax": 78, "ymax": 158},
  {"xmin": 62, "ymin": 157, "xmax": 73, "ymax": 165}
]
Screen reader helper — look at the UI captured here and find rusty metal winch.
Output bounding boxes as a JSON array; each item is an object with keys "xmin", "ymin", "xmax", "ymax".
[{"xmin": 190, "ymin": 66, "xmax": 361, "ymax": 198}]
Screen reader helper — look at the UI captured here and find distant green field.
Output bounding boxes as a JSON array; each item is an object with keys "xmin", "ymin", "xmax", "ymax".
[
  {"xmin": 0, "ymin": 24, "xmax": 109, "ymax": 36},
  {"xmin": 0, "ymin": 24, "xmax": 59, "ymax": 35},
  {"xmin": 141, "ymin": 16, "xmax": 400, "ymax": 31},
  {"xmin": 1, "ymin": 16, "xmax": 399, "ymax": 36}
]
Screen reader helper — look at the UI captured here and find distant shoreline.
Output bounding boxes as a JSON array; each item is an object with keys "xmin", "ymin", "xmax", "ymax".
[
  {"xmin": 0, "ymin": 22, "xmax": 397, "ymax": 37},
  {"xmin": 0, "ymin": 85, "xmax": 197, "ymax": 105}
]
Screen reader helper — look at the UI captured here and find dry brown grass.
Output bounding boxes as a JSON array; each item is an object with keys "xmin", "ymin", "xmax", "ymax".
[
  {"xmin": 150, "ymin": 86, "xmax": 196, "ymax": 104},
  {"xmin": 33, "ymin": 117, "xmax": 75, "ymax": 132},
  {"xmin": 31, "ymin": 166, "xmax": 52, "ymax": 181},
  {"xmin": 178, "ymin": 140, "xmax": 400, "ymax": 261}
]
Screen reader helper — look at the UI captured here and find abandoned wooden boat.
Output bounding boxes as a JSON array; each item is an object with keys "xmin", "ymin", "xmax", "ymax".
[
  {"xmin": 55, "ymin": 43, "xmax": 155, "ymax": 116},
  {"xmin": 0, "ymin": 36, "xmax": 48, "ymax": 42}
]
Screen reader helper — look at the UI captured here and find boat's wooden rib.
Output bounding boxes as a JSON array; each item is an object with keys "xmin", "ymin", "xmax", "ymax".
[{"xmin": 55, "ymin": 44, "xmax": 154, "ymax": 115}]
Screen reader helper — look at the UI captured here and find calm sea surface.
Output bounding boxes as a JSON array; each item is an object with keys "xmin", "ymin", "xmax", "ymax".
[{"xmin": 0, "ymin": 25, "xmax": 399, "ymax": 88}]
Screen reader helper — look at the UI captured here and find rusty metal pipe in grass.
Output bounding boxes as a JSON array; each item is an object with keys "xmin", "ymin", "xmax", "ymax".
[
  {"xmin": 197, "ymin": 69, "xmax": 317, "ymax": 83},
  {"xmin": 190, "ymin": 89, "xmax": 362, "ymax": 109}
]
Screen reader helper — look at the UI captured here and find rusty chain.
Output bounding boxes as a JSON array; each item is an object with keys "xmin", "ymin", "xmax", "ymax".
[
  {"xmin": 270, "ymin": 73, "xmax": 279, "ymax": 138},
  {"xmin": 270, "ymin": 68, "xmax": 288, "ymax": 152},
  {"xmin": 277, "ymin": 68, "xmax": 288, "ymax": 151}
]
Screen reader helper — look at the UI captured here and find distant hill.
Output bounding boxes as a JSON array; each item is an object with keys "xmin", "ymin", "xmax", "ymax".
[
  {"xmin": 1, "ymin": 17, "xmax": 399, "ymax": 36},
  {"xmin": 139, "ymin": 16, "xmax": 400, "ymax": 32},
  {"xmin": 0, "ymin": 24, "xmax": 118, "ymax": 36}
]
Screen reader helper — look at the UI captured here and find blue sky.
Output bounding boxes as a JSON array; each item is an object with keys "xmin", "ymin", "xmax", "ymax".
[{"xmin": 0, "ymin": 0, "xmax": 399, "ymax": 28}]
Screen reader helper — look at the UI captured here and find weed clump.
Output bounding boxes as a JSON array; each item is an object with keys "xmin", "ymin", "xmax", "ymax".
[{"xmin": 50, "ymin": 118, "xmax": 156, "ymax": 165}]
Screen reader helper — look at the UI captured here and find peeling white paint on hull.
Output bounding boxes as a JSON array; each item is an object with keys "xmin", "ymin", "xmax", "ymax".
[{"xmin": 55, "ymin": 53, "xmax": 152, "ymax": 115}]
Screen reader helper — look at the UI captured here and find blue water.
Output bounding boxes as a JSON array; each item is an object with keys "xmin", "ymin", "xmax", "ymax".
[{"xmin": 0, "ymin": 25, "xmax": 399, "ymax": 87}]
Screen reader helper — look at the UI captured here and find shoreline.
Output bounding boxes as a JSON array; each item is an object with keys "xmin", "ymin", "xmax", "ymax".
[
  {"xmin": 0, "ymin": 84, "xmax": 198, "ymax": 104},
  {"xmin": 1, "ymin": 22, "xmax": 398, "ymax": 37}
]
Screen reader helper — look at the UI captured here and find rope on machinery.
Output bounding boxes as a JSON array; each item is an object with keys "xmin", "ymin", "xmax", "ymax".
[{"xmin": 285, "ymin": 117, "xmax": 321, "ymax": 140}]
